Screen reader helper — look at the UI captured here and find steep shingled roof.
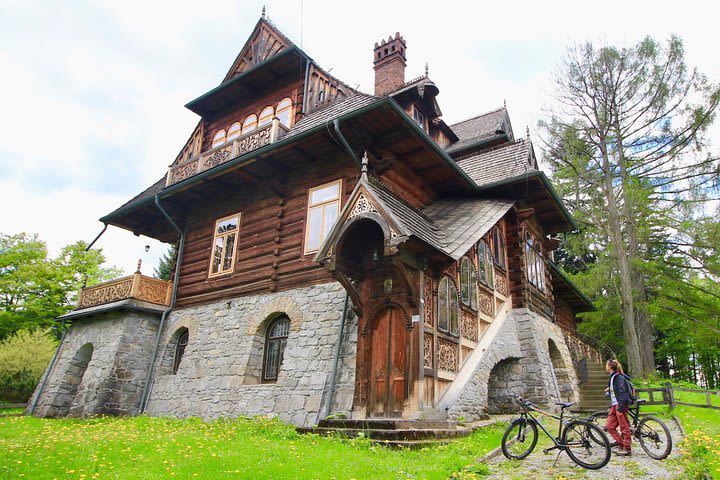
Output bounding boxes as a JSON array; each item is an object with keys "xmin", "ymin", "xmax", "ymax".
[
  {"xmin": 449, "ymin": 107, "xmax": 509, "ymax": 141},
  {"xmin": 456, "ymin": 138, "xmax": 536, "ymax": 188},
  {"xmin": 284, "ymin": 93, "xmax": 379, "ymax": 139}
]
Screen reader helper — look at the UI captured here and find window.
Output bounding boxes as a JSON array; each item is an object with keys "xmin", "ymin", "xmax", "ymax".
[
  {"xmin": 492, "ymin": 226, "xmax": 507, "ymax": 270},
  {"xmin": 525, "ymin": 230, "xmax": 546, "ymax": 292},
  {"xmin": 304, "ymin": 180, "xmax": 341, "ymax": 254},
  {"xmin": 173, "ymin": 329, "xmax": 189, "ymax": 374},
  {"xmin": 242, "ymin": 114, "xmax": 258, "ymax": 134},
  {"xmin": 460, "ymin": 257, "xmax": 478, "ymax": 309},
  {"xmin": 477, "ymin": 239, "xmax": 494, "ymax": 288},
  {"xmin": 227, "ymin": 122, "xmax": 242, "ymax": 141},
  {"xmin": 276, "ymin": 98, "xmax": 293, "ymax": 127},
  {"xmin": 209, "ymin": 213, "xmax": 240, "ymax": 277},
  {"xmin": 412, "ymin": 106, "xmax": 425, "ymax": 128},
  {"xmin": 258, "ymin": 106, "xmax": 274, "ymax": 127},
  {"xmin": 317, "ymin": 89, "xmax": 325, "ymax": 103},
  {"xmin": 212, "ymin": 129, "xmax": 226, "ymax": 148},
  {"xmin": 437, "ymin": 277, "xmax": 459, "ymax": 335},
  {"xmin": 262, "ymin": 316, "xmax": 290, "ymax": 382}
]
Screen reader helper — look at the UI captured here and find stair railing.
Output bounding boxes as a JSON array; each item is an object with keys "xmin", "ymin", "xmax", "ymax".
[{"xmin": 555, "ymin": 322, "xmax": 616, "ymax": 365}]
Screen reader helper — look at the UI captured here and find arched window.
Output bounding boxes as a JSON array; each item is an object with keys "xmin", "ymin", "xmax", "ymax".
[
  {"xmin": 460, "ymin": 256, "xmax": 478, "ymax": 310},
  {"xmin": 438, "ymin": 277, "xmax": 459, "ymax": 335},
  {"xmin": 478, "ymin": 239, "xmax": 494, "ymax": 289},
  {"xmin": 262, "ymin": 316, "xmax": 290, "ymax": 382},
  {"xmin": 212, "ymin": 129, "xmax": 226, "ymax": 148},
  {"xmin": 242, "ymin": 114, "xmax": 258, "ymax": 134},
  {"xmin": 173, "ymin": 329, "xmax": 189, "ymax": 374},
  {"xmin": 493, "ymin": 226, "xmax": 507, "ymax": 270},
  {"xmin": 525, "ymin": 231, "xmax": 546, "ymax": 292},
  {"xmin": 258, "ymin": 106, "xmax": 274, "ymax": 127},
  {"xmin": 276, "ymin": 98, "xmax": 293, "ymax": 127},
  {"xmin": 227, "ymin": 122, "xmax": 241, "ymax": 141}
]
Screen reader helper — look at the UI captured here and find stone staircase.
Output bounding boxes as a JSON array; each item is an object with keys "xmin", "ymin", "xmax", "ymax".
[
  {"xmin": 297, "ymin": 419, "xmax": 471, "ymax": 448},
  {"xmin": 578, "ymin": 359, "xmax": 610, "ymax": 412}
]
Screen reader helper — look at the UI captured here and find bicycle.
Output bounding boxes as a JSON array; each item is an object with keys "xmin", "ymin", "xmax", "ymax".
[
  {"xmin": 501, "ymin": 394, "xmax": 611, "ymax": 470},
  {"xmin": 586, "ymin": 399, "xmax": 672, "ymax": 460}
]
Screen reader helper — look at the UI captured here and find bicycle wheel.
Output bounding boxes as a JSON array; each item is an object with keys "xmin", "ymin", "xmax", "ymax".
[
  {"xmin": 562, "ymin": 420, "xmax": 611, "ymax": 470},
  {"xmin": 637, "ymin": 415, "xmax": 672, "ymax": 460},
  {"xmin": 501, "ymin": 418, "xmax": 538, "ymax": 460},
  {"xmin": 586, "ymin": 411, "xmax": 609, "ymax": 445}
]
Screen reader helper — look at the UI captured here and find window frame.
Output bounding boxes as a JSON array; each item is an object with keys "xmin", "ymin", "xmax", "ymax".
[
  {"xmin": 276, "ymin": 97, "xmax": 293, "ymax": 128},
  {"xmin": 211, "ymin": 129, "xmax": 227, "ymax": 148},
  {"xmin": 242, "ymin": 114, "xmax": 258, "ymax": 134},
  {"xmin": 172, "ymin": 329, "xmax": 189, "ymax": 375},
  {"xmin": 437, "ymin": 276, "xmax": 460, "ymax": 336},
  {"xmin": 460, "ymin": 256, "xmax": 478, "ymax": 310},
  {"xmin": 208, "ymin": 212, "xmax": 241, "ymax": 278},
  {"xmin": 262, "ymin": 316, "xmax": 290, "ymax": 382},
  {"xmin": 492, "ymin": 225, "xmax": 507, "ymax": 270},
  {"xmin": 303, "ymin": 179, "xmax": 342, "ymax": 255},
  {"xmin": 525, "ymin": 229, "xmax": 546, "ymax": 292},
  {"xmin": 258, "ymin": 106, "xmax": 274, "ymax": 127},
  {"xmin": 227, "ymin": 122, "xmax": 242, "ymax": 141},
  {"xmin": 477, "ymin": 239, "xmax": 494, "ymax": 289}
]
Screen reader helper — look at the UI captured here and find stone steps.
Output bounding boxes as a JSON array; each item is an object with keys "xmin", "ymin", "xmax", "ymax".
[
  {"xmin": 298, "ymin": 419, "xmax": 471, "ymax": 448},
  {"xmin": 577, "ymin": 359, "xmax": 611, "ymax": 412}
]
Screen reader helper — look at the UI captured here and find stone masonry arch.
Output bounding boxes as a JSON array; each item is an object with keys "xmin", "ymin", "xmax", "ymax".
[
  {"xmin": 49, "ymin": 342, "xmax": 94, "ymax": 417},
  {"xmin": 487, "ymin": 357, "xmax": 523, "ymax": 413}
]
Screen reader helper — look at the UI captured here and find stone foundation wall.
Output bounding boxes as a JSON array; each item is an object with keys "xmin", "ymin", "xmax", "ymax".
[
  {"xmin": 145, "ymin": 282, "xmax": 357, "ymax": 426},
  {"xmin": 29, "ymin": 310, "xmax": 159, "ymax": 418},
  {"xmin": 447, "ymin": 309, "xmax": 579, "ymax": 420}
]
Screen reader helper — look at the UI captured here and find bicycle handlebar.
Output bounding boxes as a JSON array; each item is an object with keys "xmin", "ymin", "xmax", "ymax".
[{"xmin": 510, "ymin": 394, "xmax": 535, "ymax": 410}]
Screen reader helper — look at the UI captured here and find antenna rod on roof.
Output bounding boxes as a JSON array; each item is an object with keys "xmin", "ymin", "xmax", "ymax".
[
  {"xmin": 262, "ymin": 5, "xmax": 266, "ymax": 17},
  {"xmin": 300, "ymin": 0, "xmax": 304, "ymax": 49}
]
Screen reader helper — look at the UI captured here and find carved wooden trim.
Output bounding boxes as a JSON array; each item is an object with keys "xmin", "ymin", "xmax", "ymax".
[
  {"xmin": 424, "ymin": 333, "xmax": 433, "ymax": 368},
  {"xmin": 495, "ymin": 271, "xmax": 509, "ymax": 297},
  {"xmin": 77, "ymin": 274, "xmax": 172, "ymax": 309},
  {"xmin": 461, "ymin": 309, "xmax": 478, "ymax": 342},
  {"xmin": 477, "ymin": 287, "xmax": 494, "ymax": 317},
  {"xmin": 437, "ymin": 338, "xmax": 458, "ymax": 373}
]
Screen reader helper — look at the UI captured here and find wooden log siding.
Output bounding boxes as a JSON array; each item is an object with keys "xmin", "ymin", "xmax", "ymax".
[{"xmin": 174, "ymin": 162, "xmax": 357, "ymax": 307}]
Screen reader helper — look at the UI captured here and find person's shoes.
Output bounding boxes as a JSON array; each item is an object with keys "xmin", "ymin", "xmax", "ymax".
[
  {"xmin": 608, "ymin": 441, "xmax": 618, "ymax": 447},
  {"xmin": 612, "ymin": 446, "xmax": 631, "ymax": 456}
]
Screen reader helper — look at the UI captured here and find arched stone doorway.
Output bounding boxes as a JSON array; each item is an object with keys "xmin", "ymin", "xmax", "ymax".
[
  {"xmin": 50, "ymin": 343, "xmax": 94, "ymax": 417},
  {"xmin": 487, "ymin": 357, "xmax": 522, "ymax": 413},
  {"xmin": 368, "ymin": 305, "xmax": 408, "ymax": 417},
  {"xmin": 549, "ymin": 339, "xmax": 574, "ymax": 402}
]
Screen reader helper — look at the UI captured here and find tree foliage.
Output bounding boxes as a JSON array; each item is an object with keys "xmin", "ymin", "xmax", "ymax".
[
  {"xmin": 541, "ymin": 36, "xmax": 720, "ymax": 377},
  {"xmin": 154, "ymin": 245, "xmax": 177, "ymax": 281},
  {"xmin": 0, "ymin": 328, "xmax": 58, "ymax": 402},
  {"xmin": 0, "ymin": 233, "xmax": 122, "ymax": 340}
]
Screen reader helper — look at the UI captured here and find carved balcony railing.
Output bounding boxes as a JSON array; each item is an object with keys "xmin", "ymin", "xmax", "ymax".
[
  {"xmin": 76, "ymin": 274, "xmax": 172, "ymax": 310},
  {"xmin": 166, "ymin": 120, "xmax": 290, "ymax": 186}
]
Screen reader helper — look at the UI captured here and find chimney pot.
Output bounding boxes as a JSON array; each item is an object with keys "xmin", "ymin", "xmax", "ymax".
[{"xmin": 373, "ymin": 32, "xmax": 407, "ymax": 96}]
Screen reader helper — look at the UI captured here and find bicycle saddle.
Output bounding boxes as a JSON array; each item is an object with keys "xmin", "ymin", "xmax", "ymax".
[
  {"xmin": 635, "ymin": 399, "xmax": 647, "ymax": 404},
  {"xmin": 556, "ymin": 402, "xmax": 575, "ymax": 409}
]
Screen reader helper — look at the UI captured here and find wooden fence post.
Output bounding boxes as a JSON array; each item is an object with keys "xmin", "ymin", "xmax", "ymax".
[{"xmin": 663, "ymin": 382, "xmax": 675, "ymax": 410}]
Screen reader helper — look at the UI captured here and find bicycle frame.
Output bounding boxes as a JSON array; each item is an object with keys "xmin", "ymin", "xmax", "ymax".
[{"xmin": 518, "ymin": 403, "xmax": 583, "ymax": 453}]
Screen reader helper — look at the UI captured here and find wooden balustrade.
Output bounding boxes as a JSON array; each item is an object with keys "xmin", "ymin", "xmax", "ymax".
[
  {"xmin": 76, "ymin": 274, "xmax": 172, "ymax": 309},
  {"xmin": 166, "ymin": 120, "xmax": 289, "ymax": 186}
]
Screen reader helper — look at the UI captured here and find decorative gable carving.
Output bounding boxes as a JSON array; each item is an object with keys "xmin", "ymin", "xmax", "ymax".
[{"xmin": 223, "ymin": 20, "xmax": 291, "ymax": 83}]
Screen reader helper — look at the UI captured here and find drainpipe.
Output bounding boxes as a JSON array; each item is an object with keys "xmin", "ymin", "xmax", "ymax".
[
  {"xmin": 302, "ymin": 58, "xmax": 311, "ymax": 114},
  {"xmin": 28, "ymin": 320, "xmax": 68, "ymax": 416},
  {"xmin": 85, "ymin": 223, "xmax": 108, "ymax": 252},
  {"xmin": 138, "ymin": 195, "xmax": 186, "ymax": 413},
  {"xmin": 332, "ymin": 119, "xmax": 362, "ymax": 169},
  {"xmin": 321, "ymin": 293, "xmax": 350, "ymax": 420}
]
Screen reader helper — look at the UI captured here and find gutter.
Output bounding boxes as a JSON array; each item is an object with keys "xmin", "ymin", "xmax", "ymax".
[
  {"xmin": 320, "ymin": 293, "xmax": 350, "ymax": 421},
  {"xmin": 138, "ymin": 195, "xmax": 186, "ymax": 414},
  {"xmin": 28, "ymin": 321, "xmax": 68, "ymax": 416}
]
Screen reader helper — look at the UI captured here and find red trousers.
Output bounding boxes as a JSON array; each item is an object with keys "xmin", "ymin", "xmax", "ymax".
[{"xmin": 606, "ymin": 404, "xmax": 632, "ymax": 450}]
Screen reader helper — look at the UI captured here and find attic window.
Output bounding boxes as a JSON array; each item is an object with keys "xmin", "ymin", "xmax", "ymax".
[
  {"xmin": 227, "ymin": 122, "xmax": 241, "ymax": 141},
  {"xmin": 276, "ymin": 98, "xmax": 293, "ymax": 127},
  {"xmin": 317, "ymin": 89, "xmax": 325, "ymax": 103},
  {"xmin": 212, "ymin": 130, "xmax": 227, "ymax": 148},
  {"xmin": 412, "ymin": 106, "xmax": 425, "ymax": 129},
  {"xmin": 258, "ymin": 106, "xmax": 274, "ymax": 127}
]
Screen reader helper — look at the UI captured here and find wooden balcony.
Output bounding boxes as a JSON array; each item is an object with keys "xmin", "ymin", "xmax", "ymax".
[
  {"xmin": 76, "ymin": 274, "xmax": 172, "ymax": 310},
  {"xmin": 166, "ymin": 120, "xmax": 290, "ymax": 186}
]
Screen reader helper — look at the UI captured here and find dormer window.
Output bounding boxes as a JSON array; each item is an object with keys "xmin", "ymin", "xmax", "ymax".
[
  {"xmin": 227, "ymin": 122, "xmax": 241, "ymax": 141},
  {"xmin": 212, "ymin": 130, "xmax": 226, "ymax": 148},
  {"xmin": 242, "ymin": 114, "xmax": 258, "ymax": 134},
  {"xmin": 317, "ymin": 89, "xmax": 325, "ymax": 103},
  {"xmin": 258, "ymin": 106, "xmax": 274, "ymax": 127},
  {"xmin": 276, "ymin": 98, "xmax": 293, "ymax": 127}
]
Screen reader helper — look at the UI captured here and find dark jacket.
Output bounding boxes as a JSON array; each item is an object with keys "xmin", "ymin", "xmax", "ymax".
[{"xmin": 608, "ymin": 372, "xmax": 632, "ymax": 411}]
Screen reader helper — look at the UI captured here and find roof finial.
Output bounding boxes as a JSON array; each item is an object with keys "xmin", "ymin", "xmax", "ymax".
[
  {"xmin": 526, "ymin": 126, "xmax": 530, "ymax": 139},
  {"xmin": 361, "ymin": 151, "xmax": 369, "ymax": 180},
  {"xmin": 425, "ymin": 63, "xmax": 429, "ymax": 77},
  {"xmin": 135, "ymin": 258, "xmax": 142, "ymax": 274},
  {"xmin": 262, "ymin": 5, "xmax": 266, "ymax": 18},
  {"xmin": 503, "ymin": 99, "xmax": 507, "ymax": 109}
]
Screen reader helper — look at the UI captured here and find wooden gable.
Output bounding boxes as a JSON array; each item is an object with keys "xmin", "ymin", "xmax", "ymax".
[{"xmin": 222, "ymin": 18, "xmax": 293, "ymax": 84}]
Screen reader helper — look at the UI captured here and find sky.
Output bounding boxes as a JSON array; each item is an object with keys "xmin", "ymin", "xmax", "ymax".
[{"xmin": 0, "ymin": 0, "xmax": 718, "ymax": 276}]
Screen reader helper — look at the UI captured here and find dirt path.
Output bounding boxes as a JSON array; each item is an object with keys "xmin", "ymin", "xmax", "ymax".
[{"xmin": 481, "ymin": 416, "xmax": 684, "ymax": 479}]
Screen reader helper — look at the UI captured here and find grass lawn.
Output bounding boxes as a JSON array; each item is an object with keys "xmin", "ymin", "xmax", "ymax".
[
  {"xmin": 636, "ymin": 379, "xmax": 720, "ymax": 479},
  {"xmin": 0, "ymin": 415, "xmax": 504, "ymax": 480}
]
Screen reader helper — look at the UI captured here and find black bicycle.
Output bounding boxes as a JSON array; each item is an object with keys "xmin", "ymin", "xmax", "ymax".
[
  {"xmin": 586, "ymin": 399, "xmax": 672, "ymax": 460},
  {"xmin": 501, "ymin": 394, "xmax": 611, "ymax": 469}
]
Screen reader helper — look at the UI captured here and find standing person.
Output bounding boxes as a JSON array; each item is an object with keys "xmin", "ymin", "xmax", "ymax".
[{"xmin": 605, "ymin": 359, "xmax": 632, "ymax": 455}]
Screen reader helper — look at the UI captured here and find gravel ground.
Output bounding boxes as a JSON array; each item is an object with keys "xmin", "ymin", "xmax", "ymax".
[{"xmin": 481, "ymin": 416, "xmax": 684, "ymax": 480}]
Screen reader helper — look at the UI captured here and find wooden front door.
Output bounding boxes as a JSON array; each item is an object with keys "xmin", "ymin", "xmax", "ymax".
[{"xmin": 368, "ymin": 307, "xmax": 407, "ymax": 417}]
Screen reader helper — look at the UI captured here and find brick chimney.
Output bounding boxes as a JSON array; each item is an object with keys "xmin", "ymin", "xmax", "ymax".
[{"xmin": 373, "ymin": 32, "xmax": 406, "ymax": 96}]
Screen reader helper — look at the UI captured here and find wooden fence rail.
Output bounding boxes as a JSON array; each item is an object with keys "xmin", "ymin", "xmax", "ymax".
[{"xmin": 637, "ymin": 382, "xmax": 720, "ymax": 411}]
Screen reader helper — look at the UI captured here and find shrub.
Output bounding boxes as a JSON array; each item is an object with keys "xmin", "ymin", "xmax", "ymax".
[{"xmin": 0, "ymin": 329, "xmax": 57, "ymax": 402}]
